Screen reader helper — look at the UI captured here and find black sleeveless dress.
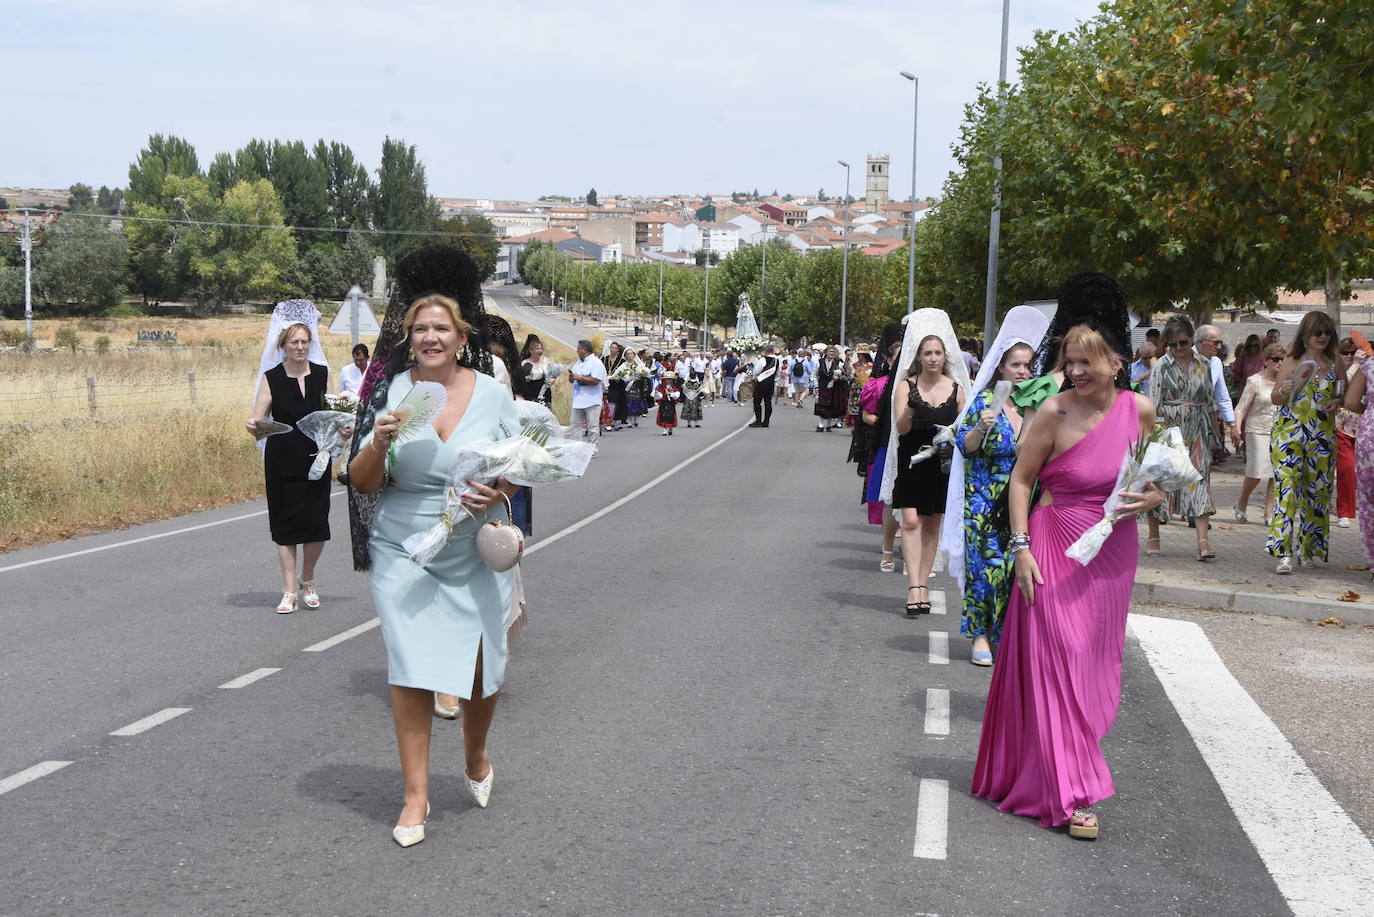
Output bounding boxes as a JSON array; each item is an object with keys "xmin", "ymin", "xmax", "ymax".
[
  {"xmin": 892, "ymin": 380, "xmax": 959, "ymax": 515},
  {"xmin": 263, "ymin": 362, "xmax": 331, "ymax": 545}
]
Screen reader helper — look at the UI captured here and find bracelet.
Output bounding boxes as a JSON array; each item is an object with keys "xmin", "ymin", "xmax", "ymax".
[{"xmin": 1011, "ymin": 543, "xmax": 1032, "ymax": 554}]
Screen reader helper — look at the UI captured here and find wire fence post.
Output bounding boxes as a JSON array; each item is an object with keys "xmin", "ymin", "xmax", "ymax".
[
  {"xmin": 188, "ymin": 371, "xmax": 198, "ymax": 406},
  {"xmin": 86, "ymin": 375, "xmax": 97, "ymax": 417}
]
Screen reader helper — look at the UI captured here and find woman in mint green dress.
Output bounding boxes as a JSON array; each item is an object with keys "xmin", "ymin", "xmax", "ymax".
[{"xmin": 351, "ymin": 292, "xmax": 519, "ymax": 847}]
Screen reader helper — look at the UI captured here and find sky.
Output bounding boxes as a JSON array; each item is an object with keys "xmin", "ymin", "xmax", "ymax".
[{"xmin": 6, "ymin": 0, "xmax": 1106, "ymax": 203}]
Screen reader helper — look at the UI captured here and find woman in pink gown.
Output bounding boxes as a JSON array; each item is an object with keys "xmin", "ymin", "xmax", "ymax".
[{"xmin": 971, "ymin": 325, "xmax": 1163, "ymax": 839}]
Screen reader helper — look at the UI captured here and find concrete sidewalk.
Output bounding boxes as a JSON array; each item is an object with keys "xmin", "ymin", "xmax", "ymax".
[{"xmin": 1135, "ymin": 456, "xmax": 1374, "ymax": 625}]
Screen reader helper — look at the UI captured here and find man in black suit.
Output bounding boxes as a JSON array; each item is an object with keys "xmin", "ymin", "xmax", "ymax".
[{"xmin": 748, "ymin": 345, "xmax": 779, "ymax": 428}]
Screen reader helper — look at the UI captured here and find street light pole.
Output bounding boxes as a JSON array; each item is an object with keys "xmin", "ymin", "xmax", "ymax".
[
  {"xmin": 703, "ymin": 259, "xmax": 711, "ymax": 350},
  {"xmin": 982, "ymin": 0, "xmax": 1012, "ymax": 346},
  {"xmin": 900, "ymin": 71, "xmax": 919, "ymax": 314},
  {"xmin": 657, "ymin": 259, "xmax": 664, "ymax": 343},
  {"xmin": 838, "ymin": 160, "xmax": 851, "ymax": 347}
]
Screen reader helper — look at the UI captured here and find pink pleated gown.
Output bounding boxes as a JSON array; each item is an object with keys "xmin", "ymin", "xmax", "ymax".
[{"xmin": 971, "ymin": 388, "xmax": 1140, "ymax": 828}]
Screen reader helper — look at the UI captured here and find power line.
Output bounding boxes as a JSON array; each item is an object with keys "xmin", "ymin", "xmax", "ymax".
[{"xmin": 5, "ymin": 208, "xmax": 508, "ymax": 240}]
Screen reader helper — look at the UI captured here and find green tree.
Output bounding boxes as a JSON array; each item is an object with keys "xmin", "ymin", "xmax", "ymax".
[
  {"xmin": 67, "ymin": 183, "xmax": 94, "ymax": 211},
  {"xmin": 95, "ymin": 186, "xmax": 123, "ymax": 214},
  {"xmin": 35, "ymin": 215, "xmax": 129, "ymax": 310},
  {"xmin": 370, "ymin": 137, "xmax": 439, "ymax": 261},
  {"xmin": 0, "ymin": 195, "xmax": 9, "ymax": 210},
  {"xmin": 314, "ymin": 140, "xmax": 373, "ymax": 229},
  {"xmin": 586, "ymin": 188, "xmax": 598, "ymax": 207},
  {"xmin": 126, "ymin": 134, "xmax": 200, "ymax": 209},
  {"xmin": 430, "ymin": 214, "xmax": 499, "ymax": 279}
]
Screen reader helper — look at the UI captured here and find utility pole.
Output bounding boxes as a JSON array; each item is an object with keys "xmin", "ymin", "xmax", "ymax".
[
  {"xmin": 982, "ymin": 0, "xmax": 1012, "ymax": 345},
  {"xmin": 838, "ymin": 161, "xmax": 851, "ymax": 347},
  {"xmin": 760, "ymin": 238, "xmax": 767, "ymax": 324},
  {"xmin": 900, "ymin": 71, "xmax": 919, "ymax": 314},
  {"xmin": 657, "ymin": 259, "xmax": 664, "ymax": 344},
  {"xmin": 2, "ymin": 209, "xmax": 60, "ymax": 345}
]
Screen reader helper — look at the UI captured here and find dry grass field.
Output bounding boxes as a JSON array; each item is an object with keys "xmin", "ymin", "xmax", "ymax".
[{"xmin": 0, "ymin": 310, "xmax": 577, "ymax": 551}]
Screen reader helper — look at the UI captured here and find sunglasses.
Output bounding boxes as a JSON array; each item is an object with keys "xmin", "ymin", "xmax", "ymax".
[
  {"xmin": 1168, "ymin": 340, "xmax": 1193, "ymax": 348},
  {"xmin": 1341, "ymin": 350, "xmax": 1356, "ymax": 356},
  {"xmin": 1268, "ymin": 357, "xmax": 1284, "ymax": 363}
]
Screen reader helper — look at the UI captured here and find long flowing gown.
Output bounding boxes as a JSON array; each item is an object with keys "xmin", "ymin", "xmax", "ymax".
[
  {"xmin": 971, "ymin": 388, "xmax": 1140, "ymax": 827},
  {"xmin": 954, "ymin": 388, "xmax": 1019, "ymax": 644},
  {"xmin": 1356, "ymin": 355, "xmax": 1374, "ymax": 567},
  {"xmin": 1148, "ymin": 353, "xmax": 1215, "ymax": 519},
  {"xmin": 365, "ymin": 370, "xmax": 519, "ymax": 699}
]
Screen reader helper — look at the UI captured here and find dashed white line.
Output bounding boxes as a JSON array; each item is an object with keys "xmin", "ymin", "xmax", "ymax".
[
  {"xmin": 0, "ymin": 761, "xmax": 73, "ymax": 796},
  {"xmin": 302, "ymin": 618, "xmax": 380, "ymax": 652},
  {"xmin": 924, "ymin": 688, "xmax": 950, "ymax": 737},
  {"xmin": 928, "ymin": 631, "xmax": 949, "ymax": 665},
  {"xmin": 928, "ymin": 590, "xmax": 947, "ymax": 615},
  {"xmin": 1129, "ymin": 614, "xmax": 1374, "ymax": 917},
  {"xmin": 218, "ymin": 668, "xmax": 281, "ymax": 689},
  {"xmin": 912, "ymin": 778, "xmax": 950, "ymax": 859},
  {"xmin": 110, "ymin": 707, "xmax": 192, "ymax": 737}
]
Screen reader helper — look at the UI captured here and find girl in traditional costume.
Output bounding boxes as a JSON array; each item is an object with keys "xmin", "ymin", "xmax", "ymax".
[
  {"xmin": 943, "ymin": 305, "xmax": 1049, "ymax": 665},
  {"xmin": 655, "ymin": 371, "xmax": 681, "ymax": 435}
]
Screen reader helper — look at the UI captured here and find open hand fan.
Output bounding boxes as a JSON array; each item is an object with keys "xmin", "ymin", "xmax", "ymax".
[
  {"xmin": 1288, "ymin": 360, "xmax": 1317, "ymax": 407},
  {"xmin": 251, "ymin": 418, "xmax": 292, "ymax": 440},
  {"xmin": 1351, "ymin": 330, "xmax": 1372, "ymax": 358},
  {"xmin": 391, "ymin": 381, "xmax": 448, "ymax": 444},
  {"xmin": 989, "ymin": 380, "xmax": 1014, "ymax": 416}
]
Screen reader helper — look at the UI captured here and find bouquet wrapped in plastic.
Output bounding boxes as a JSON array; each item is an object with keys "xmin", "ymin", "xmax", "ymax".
[
  {"xmin": 296, "ymin": 410, "xmax": 356, "ymax": 480},
  {"xmin": 908, "ymin": 422, "xmax": 958, "ymax": 471},
  {"xmin": 403, "ymin": 401, "xmax": 596, "ymax": 567},
  {"xmin": 1066, "ymin": 425, "xmax": 1201, "ymax": 565}
]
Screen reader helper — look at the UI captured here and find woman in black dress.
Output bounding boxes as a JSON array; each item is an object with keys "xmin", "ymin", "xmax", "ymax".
[
  {"xmin": 515, "ymin": 334, "xmax": 553, "ymax": 406},
  {"xmin": 604, "ymin": 341, "xmax": 629, "ymax": 432},
  {"xmin": 246, "ymin": 321, "xmax": 334, "ymax": 614},
  {"xmin": 892, "ymin": 334, "xmax": 965, "ymax": 616}
]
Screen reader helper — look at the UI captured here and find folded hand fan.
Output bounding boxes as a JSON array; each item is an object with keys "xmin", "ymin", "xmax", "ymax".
[{"xmin": 1288, "ymin": 360, "xmax": 1317, "ymax": 407}]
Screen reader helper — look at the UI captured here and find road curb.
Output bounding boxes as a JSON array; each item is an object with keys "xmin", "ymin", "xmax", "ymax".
[{"xmin": 1133, "ymin": 579, "xmax": 1374, "ymax": 627}]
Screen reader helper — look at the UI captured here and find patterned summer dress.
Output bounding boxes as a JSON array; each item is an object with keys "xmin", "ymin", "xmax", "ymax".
[
  {"xmin": 953, "ymin": 388, "xmax": 1019, "ymax": 644},
  {"xmin": 1267, "ymin": 364, "xmax": 1337, "ymax": 560},
  {"xmin": 1148, "ymin": 353, "xmax": 1216, "ymax": 519}
]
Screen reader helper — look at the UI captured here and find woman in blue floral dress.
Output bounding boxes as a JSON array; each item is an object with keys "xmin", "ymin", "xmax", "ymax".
[{"xmin": 954, "ymin": 342, "xmax": 1036, "ymax": 663}]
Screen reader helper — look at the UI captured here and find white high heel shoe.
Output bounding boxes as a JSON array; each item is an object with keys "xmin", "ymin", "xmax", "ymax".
[
  {"xmin": 275, "ymin": 592, "xmax": 297, "ymax": 614},
  {"xmin": 300, "ymin": 581, "xmax": 320, "ymax": 608},
  {"xmin": 433, "ymin": 696, "xmax": 460, "ymax": 719},
  {"xmin": 392, "ymin": 802, "xmax": 430, "ymax": 848},
  {"xmin": 466, "ymin": 765, "xmax": 493, "ymax": 809}
]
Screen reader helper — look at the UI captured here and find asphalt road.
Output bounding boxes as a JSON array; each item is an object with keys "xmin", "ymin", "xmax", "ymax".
[{"xmin": 3, "ymin": 369, "xmax": 1372, "ymax": 915}]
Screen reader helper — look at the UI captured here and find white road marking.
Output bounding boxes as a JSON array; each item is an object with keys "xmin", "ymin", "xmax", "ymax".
[
  {"xmin": 302, "ymin": 618, "xmax": 380, "ymax": 652},
  {"xmin": 524, "ymin": 420, "xmax": 753, "ymax": 557},
  {"xmin": 928, "ymin": 589, "xmax": 947, "ymax": 615},
  {"xmin": 924, "ymin": 688, "xmax": 950, "ymax": 737},
  {"xmin": 912, "ymin": 778, "xmax": 950, "ymax": 859},
  {"xmin": 928, "ymin": 631, "xmax": 949, "ymax": 665},
  {"xmin": 0, "ymin": 761, "xmax": 73, "ymax": 796},
  {"xmin": 218, "ymin": 668, "xmax": 281, "ymax": 689},
  {"xmin": 1129, "ymin": 613, "xmax": 1374, "ymax": 917},
  {"xmin": 110, "ymin": 707, "xmax": 191, "ymax": 737},
  {"xmin": 0, "ymin": 490, "xmax": 346, "ymax": 574}
]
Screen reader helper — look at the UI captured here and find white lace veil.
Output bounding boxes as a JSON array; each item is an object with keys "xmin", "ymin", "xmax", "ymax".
[
  {"xmin": 252, "ymin": 299, "xmax": 330, "ymax": 405},
  {"xmin": 939, "ymin": 305, "xmax": 1050, "ymax": 594},
  {"xmin": 878, "ymin": 309, "xmax": 971, "ymax": 507}
]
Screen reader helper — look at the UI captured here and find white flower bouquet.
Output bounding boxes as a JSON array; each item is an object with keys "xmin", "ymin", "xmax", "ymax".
[
  {"xmin": 402, "ymin": 401, "xmax": 595, "ymax": 567},
  {"xmin": 296, "ymin": 410, "xmax": 356, "ymax": 480},
  {"xmin": 908, "ymin": 423, "xmax": 958, "ymax": 468},
  {"xmin": 323, "ymin": 391, "xmax": 360, "ymax": 413},
  {"xmin": 727, "ymin": 335, "xmax": 767, "ymax": 353},
  {"xmin": 1066, "ymin": 425, "xmax": 1201, "ymax": 565}
]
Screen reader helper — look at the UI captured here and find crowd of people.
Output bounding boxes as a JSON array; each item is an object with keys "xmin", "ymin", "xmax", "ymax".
[
  {"xmin": 241, "ymin": 250, "xmax": 1372, "ymax": 849},
  {"xmin": 841, "ymin": 270, "xmax": 1374, "ymax": 841}
]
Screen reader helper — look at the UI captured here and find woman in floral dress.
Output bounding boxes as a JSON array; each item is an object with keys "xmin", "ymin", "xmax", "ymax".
[
  {"xmin": 1342, "ymin": 334, "xmax": 1374, "ymax": 578},
  {"xmin": 1268, "ymin": 312, "xmax": 1341, "ymax": 574},
  {"xmin": 1145, "ymin": 315, "xmax": 1218, "ymax": 561},
  {"xmin": 954, "ymin": 341, "xmax": 1036, "ymax": 663}
]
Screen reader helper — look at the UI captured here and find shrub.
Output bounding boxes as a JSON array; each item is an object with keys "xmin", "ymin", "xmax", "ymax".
[
  {"xmin": 0, "ymin": 327, "xmax": 28, "ymax": 348},
  {"xmin": 95, "ymin": 335, "xmax": 111, "ymax": 354},
  {"xmin": 54, "ymin": 326, "xmax": 81, "ymax": 352}
]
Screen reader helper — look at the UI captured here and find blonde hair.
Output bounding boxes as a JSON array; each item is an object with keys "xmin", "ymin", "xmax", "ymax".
[
  {"xmin": 1053, "ymin": 325, "xmax": 1122, "ymax": 380},
  {"xmin": 276, "ymin": 322, "xmax": 312, "ymax": 350},
  {"xmin": 403, "ymin": 294, "xmax": 473, "ymax": 341},
  {"xmin": 1263, "ymin": 342, "xmax": 1286, "ymax": 361}
]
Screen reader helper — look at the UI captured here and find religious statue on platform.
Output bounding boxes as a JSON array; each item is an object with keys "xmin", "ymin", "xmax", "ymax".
[{"xmin": 734, "ymin": 292, "xmax": 762, "ymax": 342}]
